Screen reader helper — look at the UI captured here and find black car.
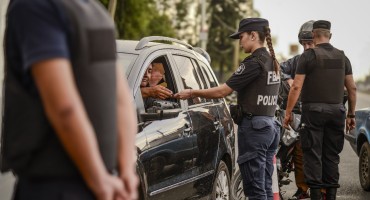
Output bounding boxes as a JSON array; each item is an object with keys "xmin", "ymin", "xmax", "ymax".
[{"xmin": 117, "ymin": 36, "xmax": 236, "ymax": 200}]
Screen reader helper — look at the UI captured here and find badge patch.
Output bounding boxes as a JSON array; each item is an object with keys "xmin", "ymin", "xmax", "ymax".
[{"xmin": 235, "ymin": 63, "xmax": 245, "ymax": 75}]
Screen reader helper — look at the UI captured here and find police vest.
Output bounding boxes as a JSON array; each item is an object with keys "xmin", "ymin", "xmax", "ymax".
[
  {"xmin": 1, "ymin": 0, "xmax": 118, "ymax": 178},
  {"xmin": 301, "ymin": 47, "xmax": 345, "ymax": 103},
  {"xmin": 238, "ymin": 51, "xmax": 280, "ymax": 117}
]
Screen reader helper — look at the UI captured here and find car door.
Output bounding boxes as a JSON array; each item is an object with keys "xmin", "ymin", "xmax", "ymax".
[
  {"xmin": 130, "ymin": 52, "xmax": 196, "ymax": 200},
  {"xmin": 171, "ymin": 53, "xmax": 221, "ymax": 197}
]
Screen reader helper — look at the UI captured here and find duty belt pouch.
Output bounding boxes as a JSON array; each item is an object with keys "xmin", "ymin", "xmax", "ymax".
[{"xmin": 230, "ymin": 104, "xmax": 243, "ymax": 125}]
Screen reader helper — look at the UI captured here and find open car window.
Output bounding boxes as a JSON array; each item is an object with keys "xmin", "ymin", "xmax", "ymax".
[{"xmin": 138, "ymin": 55, "xmax": 181, "ymax": 123}]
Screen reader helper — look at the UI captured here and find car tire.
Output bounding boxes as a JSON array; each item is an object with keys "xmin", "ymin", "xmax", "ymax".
[
  {"xmin": 212, "ymin": 160, "xmax": 231, "ymax": 200},
  {"xmin": 359, "ymin": 142, "xmax": 370, "ymax": 191}
]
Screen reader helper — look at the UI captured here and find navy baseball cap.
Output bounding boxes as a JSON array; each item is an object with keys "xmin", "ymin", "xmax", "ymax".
[
  {"xmin": 229, "ymin": 18, "xmax": 269, "ymax": 39},
  {"xmin": 313, "ymin": 20, "xmax": 331, "ymax": 30}
]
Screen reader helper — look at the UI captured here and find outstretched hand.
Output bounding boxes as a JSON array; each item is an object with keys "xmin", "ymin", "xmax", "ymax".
[
  {"xmin": 151, "ymin": 85, "xmax": 173, "ymax": 99},
  {"xmin": 174, "ymin": 89, "xmax": 192, "ymax": 100}
]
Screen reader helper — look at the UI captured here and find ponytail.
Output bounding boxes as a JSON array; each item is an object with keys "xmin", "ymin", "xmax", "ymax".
[{"xmin": 264, "ymin": 27, "xmax": 280, "ymax": 74}]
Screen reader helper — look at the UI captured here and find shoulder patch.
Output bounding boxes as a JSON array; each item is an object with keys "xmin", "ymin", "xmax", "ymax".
[{"xmin": 235, "ymin": 63, "xmax": 245, "ymax": 75}]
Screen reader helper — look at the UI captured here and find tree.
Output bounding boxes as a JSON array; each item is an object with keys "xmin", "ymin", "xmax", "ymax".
[
  {"xmin": 206, "ymin": 0, "xmax": 249, "ymax": 82},
  {"xmin": 99, "ymin": 0, "xmax": 176, "ymax": 39}
]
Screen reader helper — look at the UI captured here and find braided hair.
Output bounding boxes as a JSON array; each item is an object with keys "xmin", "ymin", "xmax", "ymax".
[
  {"xmin": 248, "ymin": 27, "xmax": 280, "ymax": 74},
  {"xmin": 264, "ymin": 27, "xmax": 279, "ymax": 74}
]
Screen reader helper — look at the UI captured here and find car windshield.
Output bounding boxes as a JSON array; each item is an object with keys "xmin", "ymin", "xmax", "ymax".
[{"xmin": 117, "ymin": 53, "xmax": 138, "ymax": 78}]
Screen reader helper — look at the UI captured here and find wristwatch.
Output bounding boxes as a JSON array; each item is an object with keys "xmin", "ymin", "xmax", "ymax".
[{"xmin": 347, "ymin": 114, "xmax": 355, "ymax": 118}]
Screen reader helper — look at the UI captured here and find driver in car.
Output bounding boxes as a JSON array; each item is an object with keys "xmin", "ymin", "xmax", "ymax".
[{"xmin": 140, "ymin": 63, "xmax": 173, "ymax": 109}]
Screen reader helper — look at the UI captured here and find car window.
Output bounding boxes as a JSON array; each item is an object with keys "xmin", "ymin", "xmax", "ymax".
[
  {"xmin": 138, "ymin": 55, "xmax": 181, "ymax": 123},
  {"xmin": 191, "ymin": 59, "xmax": 213, "ymax": 102},
  {"xmin": 197, "ymin": 61, "xmax": 221, "ymax": 103},
  {"xmin": 173, "ymin": 55, "xmax": 207, "ymax": 105},
  {"xmin": 198, "ymin": 61, "xmax": 218, "ymax": 88},
  {"xmin": 117, "ymin": 53, "xmax": 138, "ymax": 77}
]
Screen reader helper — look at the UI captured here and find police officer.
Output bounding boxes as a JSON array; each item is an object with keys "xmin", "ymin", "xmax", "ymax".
[
  {"xmin": 175, "ymin": 18, "xmax": 281, "ymax": 200},
  {"xmin": 280, "ymin": 20, "xmax": 315, "ymax": 200},
  {"xmin": 1, "ymin": 0, "xmax": 138, "ymax": 199},
  {"xmin": 283, "ymin": 20, "xmax": 357, "ymax": 200}
]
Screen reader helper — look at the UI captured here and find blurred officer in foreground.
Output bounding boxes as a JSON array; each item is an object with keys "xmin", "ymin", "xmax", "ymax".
[
  {"xmin": 280, "ymin": 20, "xmax": 315, "ymax": 200},
  {"xmin": 284, "ymin": 20, "xmax": 357, "ymax": 200},
  {"xmin": 175, "ymin": 18, "xmax": 281, "ymax": 200},
  {"xmin": 1, "ymin": 0, "xmax": 138, "ymax": 199}
]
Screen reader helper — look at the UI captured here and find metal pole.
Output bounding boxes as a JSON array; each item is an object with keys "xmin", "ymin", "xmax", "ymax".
[{"xmin": 200, "ymin": 0, "xmax": 207, "ymax": 50}]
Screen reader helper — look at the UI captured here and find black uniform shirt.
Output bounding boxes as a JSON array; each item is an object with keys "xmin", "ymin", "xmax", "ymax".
[
  {"xmin": 296, "ymin": 43, "xmax": 353, "ymax": 75},
  {"xmin": 226, "ymin": 47, "xmax": 266, "ymax": 91}
]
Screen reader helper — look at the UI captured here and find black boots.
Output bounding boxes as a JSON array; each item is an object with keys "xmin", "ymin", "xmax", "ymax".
[
  {"xmin": 310, "ymin": 188, "xmax": 322, "ymax": 200},
  {"xmin": 325, "ymin": 188, "xmax": 337, "ymax": 200}
]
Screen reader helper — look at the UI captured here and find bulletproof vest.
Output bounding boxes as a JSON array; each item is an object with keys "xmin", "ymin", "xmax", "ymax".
[
  {"xmin": 301, "ymin": 47, "xmax": 345, "ymax": 103},
  {"xmin": 238, "ymin": 51, "xmax": 280, "ymax": 117},
  {"xmin": 1, "ymin": 0, "xmax": 118, "ymax": 178}
]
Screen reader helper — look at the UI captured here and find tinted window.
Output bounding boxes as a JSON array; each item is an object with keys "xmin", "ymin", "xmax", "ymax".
[
  {"xmin": 199, "ymin": 61, "xmax": 218, "ymax": 88},
  {"xmin": 198, "ymin": 61, "xmax": 221, "ymax": 102},
  {"xmin": 173, "ymin": 55, "xmax": 206, "ymax": 105}
]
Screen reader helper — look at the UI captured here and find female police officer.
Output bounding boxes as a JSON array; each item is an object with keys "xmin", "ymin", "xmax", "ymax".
[{"xmin": 175, "ymin": 18, "xmax": 281, "ymax": 200}]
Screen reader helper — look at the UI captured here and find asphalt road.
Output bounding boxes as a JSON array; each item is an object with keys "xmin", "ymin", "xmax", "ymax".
[
  {"xmin": 0, "ymin": 92, "xmax": 369, "ymax": 200},
  {"xmin": 281, "ymin": 92, "xmax": 370, "ymax": 200}
]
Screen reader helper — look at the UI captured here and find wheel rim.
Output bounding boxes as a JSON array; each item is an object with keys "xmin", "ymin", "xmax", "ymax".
[
  {"xmin": 216, "ymin": 170, "xmax": 229, "ymax": 200},
  {"xmin": 360, "ymin": 148, "xmax": 369, "ymax": 182}
]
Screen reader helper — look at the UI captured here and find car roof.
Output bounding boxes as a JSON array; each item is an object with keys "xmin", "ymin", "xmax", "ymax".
[
  {"xmin": 116, "ymin": 36, "xmax": 211, "ymax": 65},
  {"xmin": 116, "ymin": 40, "xmax": 193, "ymax": 54}
]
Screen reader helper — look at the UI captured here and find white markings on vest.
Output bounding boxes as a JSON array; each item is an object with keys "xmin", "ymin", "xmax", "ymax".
[
  {"xmin": 267, "ymin": 71, "xmax": 280, "ymax": 85},
  {"xmin": 257, "ymin": 95, "xmax": 278, "ymax": 106}
]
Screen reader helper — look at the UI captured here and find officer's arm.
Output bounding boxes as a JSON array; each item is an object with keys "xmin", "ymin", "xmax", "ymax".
[
  {"xmin": 31, "ymin": 58, "xmax": 116, "ymax": 195},
  {"xmin": 175, "ymin": 83, "xmax": 233, "ymax": 99},
  {"xmin": 280, "ymin": 57, "xmax": 298, "ymax": 87},
  {"xmin": 116, "ymin": 63, "xmax": 139, "ymax": 197},
  {"xmin": 286, "ymin": 74, "xmax": 305, "ymax": 113},
  {"xmin": 344, "ymin": 75, "xmax": 357, "ymax": 115}
]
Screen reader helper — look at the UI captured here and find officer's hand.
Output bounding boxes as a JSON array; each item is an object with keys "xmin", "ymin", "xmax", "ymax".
[
  {"xmin": 174, "ymin": 89, "xmax": 192, "ymax": 100},
  {"xmin": 91, "ymin": 173, "xmax": 126, "ymax": 200},
  {"xmin": 346, "ymin": 118, "xmax": 356, "ymax": 134},
  {"xmin": 151, "ymin": 85, "xmax": 173, "ymax": 99},
  {"xmin": 283, "ymin": 112, "xmax": 293, "ymax": 130},
  {"xmin": 120, "ymin": 167, "xmax": 139, "ymax": 200}
]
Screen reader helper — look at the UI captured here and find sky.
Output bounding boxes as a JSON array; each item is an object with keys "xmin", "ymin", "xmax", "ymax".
[{"xmin": 254, "ymin": 0, "xmax": 370, "ymax": 81}]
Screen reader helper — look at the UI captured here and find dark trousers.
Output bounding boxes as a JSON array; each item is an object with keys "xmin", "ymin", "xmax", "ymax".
[
  {"xmin": 13, "ymin": 177, "xmax": 95, "ymax": 200},
  {"xmin": 237, "ymin": 116, "xmax": 280, "ymax": 200},
  {"xmin": 300, "ymin": 103, "xmax": 346, "ymax": 189}
]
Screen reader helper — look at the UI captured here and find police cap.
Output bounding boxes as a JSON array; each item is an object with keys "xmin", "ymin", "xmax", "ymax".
[
  {"xmin": 229, "ymin": 18, "xmax": 269, "ymax": 39},
  {"xmin": 313, "ymin": 20, "xmax": 331, "ymax": 30}
]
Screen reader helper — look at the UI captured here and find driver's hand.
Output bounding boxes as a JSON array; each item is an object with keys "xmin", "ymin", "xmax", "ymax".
[{"xmin": 151, "ymin": 85, "xmax": 173, "ymax": 99}]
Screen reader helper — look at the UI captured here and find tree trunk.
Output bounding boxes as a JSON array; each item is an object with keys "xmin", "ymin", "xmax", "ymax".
[{"xmin": 108, "ymin": 0, "xmax": 117, "ymax": 19}]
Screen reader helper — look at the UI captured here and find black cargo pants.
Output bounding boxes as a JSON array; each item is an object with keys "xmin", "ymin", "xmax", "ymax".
[{"xmin": 299, "ymin": 103, "xmax": 346, "ymax": 189}]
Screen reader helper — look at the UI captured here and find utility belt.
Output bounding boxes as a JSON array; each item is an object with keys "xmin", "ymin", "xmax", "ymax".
[{"xmin": 229, "ymin": 104, "xmax": 254, "ymax": 125}]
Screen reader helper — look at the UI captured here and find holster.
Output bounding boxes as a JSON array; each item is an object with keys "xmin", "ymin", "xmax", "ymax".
[{"xmin": 230, "ymin": 104, "xmax": 243, "ymax": 125}]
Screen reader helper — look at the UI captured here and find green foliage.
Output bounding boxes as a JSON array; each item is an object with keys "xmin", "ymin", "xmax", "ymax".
[
  {"xmin": 205, "ymin": 0, "xmax": 248, "ymax": 82},
  {"xmin": 99, "ymin": 0, "xmax": 176, "ymax": 39}
]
